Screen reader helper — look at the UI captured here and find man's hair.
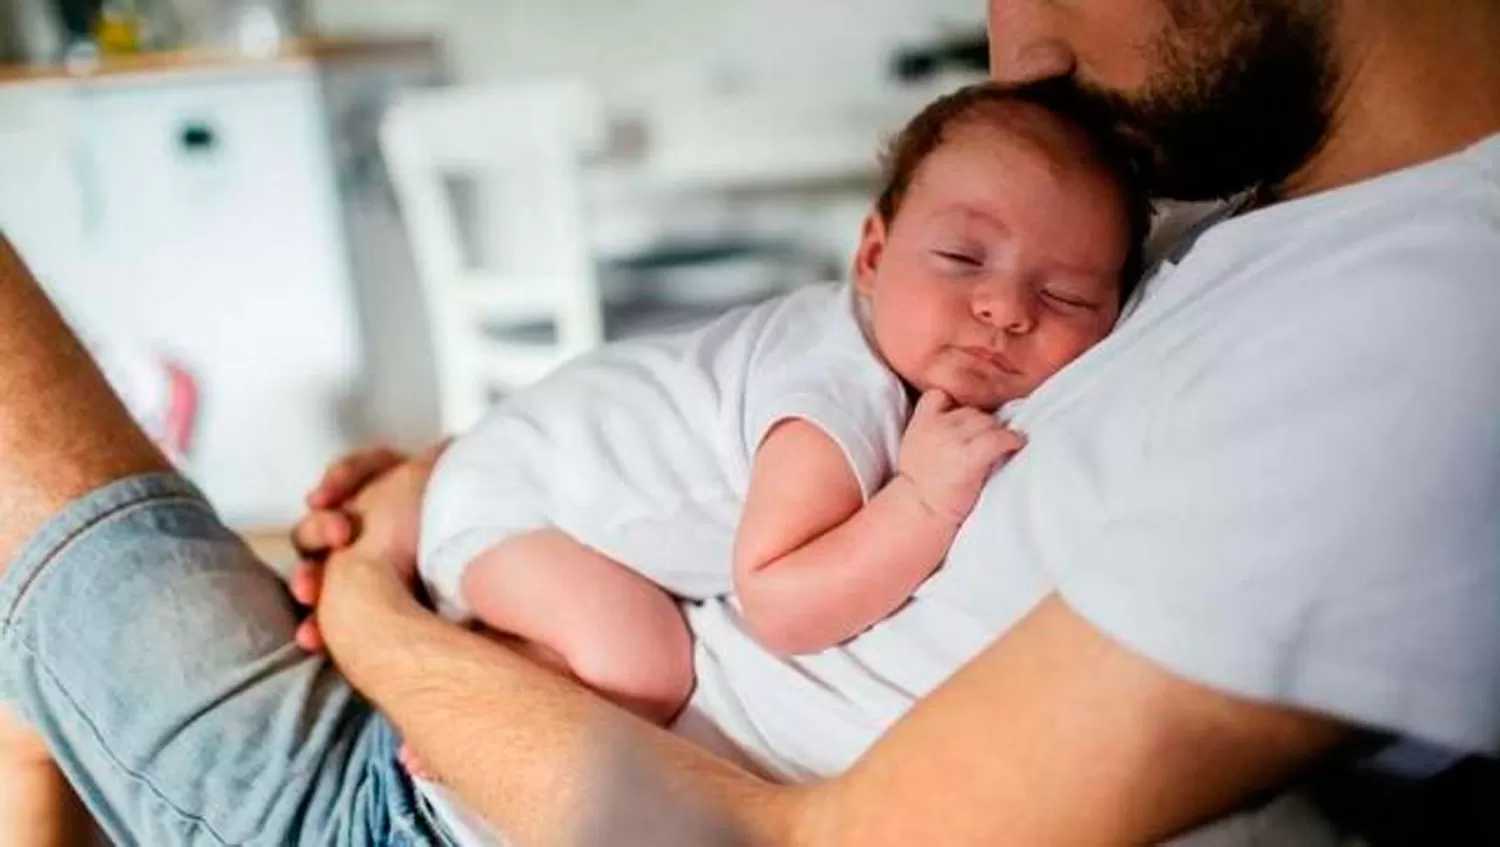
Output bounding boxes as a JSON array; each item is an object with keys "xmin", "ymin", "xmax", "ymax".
[{"xmin": 874, "ymin": 80, "xmax": 1154, "ymax": 304}]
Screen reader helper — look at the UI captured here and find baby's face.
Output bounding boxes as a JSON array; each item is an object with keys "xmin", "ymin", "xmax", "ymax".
[{"xmin": 855, "ymin": 111, "xmax": 1132, "ymax": 411}]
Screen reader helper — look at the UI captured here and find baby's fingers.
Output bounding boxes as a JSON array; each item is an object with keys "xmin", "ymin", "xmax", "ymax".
[
  {"xmin": 966, "ymin": 427, "xmax": 1027, "ymax": 467},
  {"xmin": 911, "ymin": 389, "xmax": 954, "ymax": 425},
  {"xmin": 942, "ymin": 407, "xmax": 1003, "ymax": 440}
]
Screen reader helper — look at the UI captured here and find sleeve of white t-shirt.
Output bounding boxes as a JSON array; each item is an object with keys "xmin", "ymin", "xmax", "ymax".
[
  {"xmin": 1057, "ymin": 234, "xmax": 1500, "ymax": 755},
  {"xmin": 741, "ymin": 307, "xmax": 909, "ymax": 501},
  {"xmin": 417, "ymin": 414, "xmax": 551, "ymax": 621}
]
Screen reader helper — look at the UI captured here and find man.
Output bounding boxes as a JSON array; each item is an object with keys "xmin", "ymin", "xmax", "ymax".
[{"xmin": 2, "ymin": 0, "xmax": 1498, "ymax": 843}]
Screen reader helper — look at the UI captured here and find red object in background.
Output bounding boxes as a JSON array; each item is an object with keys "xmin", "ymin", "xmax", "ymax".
[
  {"xmin": 160, "ymin": 360, "xmax": 200, "ymax": 460},
  {"xmin": 94, "ymin": 341, "xmax": 201, "ymax": 465}
]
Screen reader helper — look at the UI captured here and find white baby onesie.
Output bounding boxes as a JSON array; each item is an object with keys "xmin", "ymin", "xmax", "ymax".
[{"xmin": 418, "ymin": 282, "xmax": 910, "ymax": 617}]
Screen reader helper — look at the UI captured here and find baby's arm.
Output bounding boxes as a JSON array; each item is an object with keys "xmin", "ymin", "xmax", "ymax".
[{"xmin": 734, "ymin": 390, "xmax": 1023, "ymax": 656}]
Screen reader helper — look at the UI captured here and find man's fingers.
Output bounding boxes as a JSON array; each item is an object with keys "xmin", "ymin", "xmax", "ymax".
[
  {"xmin": 290, "ymin": 510, "xmax": 352, "ymax": 558},
  {"xmin": 306, "ymin": 448, "xmax": 383, "ymax": 507},
  {"xmin": 306, "ymin": 446, "xmax": 404, "ymax": 508},
  {"xmin": 294, "ymin": 618, "xmax": 325, "ymax": 654},
  {"xmin": 288, "ymin": 560, "xmax": 323, "ymax": 606}
]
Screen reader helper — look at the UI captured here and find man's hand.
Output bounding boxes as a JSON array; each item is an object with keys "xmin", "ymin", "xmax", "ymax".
[
  {"xmin": 291, "ymin": 445, "xmax": 408, "ymax": 558},
  {"xmin": 288, "ymin": 442, "xmax": 447, "ymax": 651},
  {"xmin": 897, "ymin": 389, "xmax": 1024, "ymax": 525}
]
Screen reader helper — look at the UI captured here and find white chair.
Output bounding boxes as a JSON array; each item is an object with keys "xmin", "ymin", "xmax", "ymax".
[{"xmin": 381, "ymin": 80, "xmax": 608, "ymax": 433}]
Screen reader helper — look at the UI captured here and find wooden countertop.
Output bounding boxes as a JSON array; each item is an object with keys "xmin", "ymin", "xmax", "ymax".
[{"xmin": 0, "ymin": 36, "xmax": 438, "ymax": 85}]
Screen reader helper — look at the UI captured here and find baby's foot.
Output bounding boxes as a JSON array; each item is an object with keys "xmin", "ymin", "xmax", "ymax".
[{"xmin": 398, "ymin": 742, "xmax": 438, "ymax": 782}]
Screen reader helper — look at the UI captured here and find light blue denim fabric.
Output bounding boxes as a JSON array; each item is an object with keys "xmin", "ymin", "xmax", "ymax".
[{"xmin": 0, "ymin": 472, "xmax": 454, "ymax": 845}]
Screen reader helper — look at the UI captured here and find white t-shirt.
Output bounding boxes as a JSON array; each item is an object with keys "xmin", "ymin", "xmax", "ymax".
[
  {"xmin": 434, "ymin": 133, "xmax": 1500, "ymax": 845},
  {"xmin": 418, "ymin": 281, "xmax": 909, "ymax": 617},
  {"xmin": 693, "ymin": 133, "xmax": 1500, "ymax": 823}
]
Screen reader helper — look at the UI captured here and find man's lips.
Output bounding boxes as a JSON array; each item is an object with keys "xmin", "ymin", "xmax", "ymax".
[{"xmin": 959, "ymin": 346, "xmax": 1021, "ymax": 376}]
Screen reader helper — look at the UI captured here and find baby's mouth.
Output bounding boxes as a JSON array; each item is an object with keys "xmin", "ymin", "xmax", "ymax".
[{"xmin": 959, "ymin": 346, "xmax": 1022, "ymax": 376}]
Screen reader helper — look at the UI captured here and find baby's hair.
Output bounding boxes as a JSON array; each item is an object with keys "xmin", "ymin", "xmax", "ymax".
[{"xmin": 875, "ymin": 80, "xmax": 1153, "ymax": 304}]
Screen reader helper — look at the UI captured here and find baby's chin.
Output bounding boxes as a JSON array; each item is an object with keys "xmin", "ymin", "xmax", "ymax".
[
  {"xmin": 952, "ymin": 391, "xmax": 1010, "ymax": 413},
  {"xmin": 910, "ymin": 378, "xmax": 1016, "ymax": 413}
]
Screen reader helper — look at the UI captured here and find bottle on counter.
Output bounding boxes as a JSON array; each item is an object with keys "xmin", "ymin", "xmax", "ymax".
[{"xmin": 94, "ymin": 0, "xmax": 181, "ymax": 55}]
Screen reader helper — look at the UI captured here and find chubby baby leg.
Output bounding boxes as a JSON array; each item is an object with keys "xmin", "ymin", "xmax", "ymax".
[{"xmin": 459, "ymin": 529, "xmax": 695, "ymax": 724}]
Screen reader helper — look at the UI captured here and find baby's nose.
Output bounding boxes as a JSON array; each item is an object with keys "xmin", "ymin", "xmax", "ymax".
[{"xmin": 973, "ymin": 285, "xmax": 1037, "ymax": 334}]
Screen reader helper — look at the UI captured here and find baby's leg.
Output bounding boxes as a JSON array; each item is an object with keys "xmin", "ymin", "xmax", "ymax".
[{"xmin": 460, "ymin": 529, "xmax": 695, "ymax": 725}]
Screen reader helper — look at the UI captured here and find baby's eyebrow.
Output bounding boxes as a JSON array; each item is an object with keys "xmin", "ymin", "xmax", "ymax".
[
  {"xmin": 934, "ymin": 203, "xmax": 1012, "ymax": 234},
  {"xmin": 1043, "ymin": 264, "xmax": 1119, "ymax": 288}
]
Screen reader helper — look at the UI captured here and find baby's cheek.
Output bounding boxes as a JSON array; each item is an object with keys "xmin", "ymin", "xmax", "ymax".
[
  {"xmin": 872, "ymin": 312, "xmax": 925, "ymax": 378},
  {"xmin": 1039, "ymin": 324, "xmax": 1106, "ymax": 371},
  {"xmin": 887, "ymin": 305, "xmax": 937, "ymax": 354}
]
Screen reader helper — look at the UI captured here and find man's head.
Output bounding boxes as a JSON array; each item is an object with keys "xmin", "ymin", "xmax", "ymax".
[
  {"xmin": 856, "ymin": 82, "xmax": 1149, "ymax": 410},
  {"xmin": 987, "ymin": 0, "xmax": 1339, "ymax": 200}
]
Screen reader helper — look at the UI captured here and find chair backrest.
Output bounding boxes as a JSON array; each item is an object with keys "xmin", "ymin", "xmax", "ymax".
[{"xmin": 381, "ymin": 79, "xmax": 607, "ymax": 431}]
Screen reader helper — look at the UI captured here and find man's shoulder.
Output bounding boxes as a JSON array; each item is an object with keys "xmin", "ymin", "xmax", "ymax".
[
  {"xmin": 1160, "ymin": 153, "xmax": 1500, "ymax": 354},
  {"xmin": 1224, "ymin": 136, "xmax": 1499, "ymax": 277},
  {"xmin": 1109, "ymin": 156, "xmax": 1500, "ymax": 448}
]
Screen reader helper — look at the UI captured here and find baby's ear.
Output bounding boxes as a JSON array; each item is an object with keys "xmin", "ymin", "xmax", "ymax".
[{"xmin": 853, "ymin": 211, "xmax": 888, "ymax": 296}]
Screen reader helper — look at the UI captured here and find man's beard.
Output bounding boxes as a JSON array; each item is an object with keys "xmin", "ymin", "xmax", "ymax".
[{"xmin": 1073, "ymin": 1, "xmax": 1338, "ymax": 201}]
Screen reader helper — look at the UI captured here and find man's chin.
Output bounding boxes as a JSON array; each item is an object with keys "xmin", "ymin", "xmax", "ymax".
[{"xmin": 1128, "ymin": 138, "xmax": 1262, "ymax": 201}]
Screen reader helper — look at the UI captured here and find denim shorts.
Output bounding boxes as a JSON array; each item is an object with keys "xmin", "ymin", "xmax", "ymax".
[{"xmin": 0, "ymin": 472, "xmax": 455, "ymax": 846}]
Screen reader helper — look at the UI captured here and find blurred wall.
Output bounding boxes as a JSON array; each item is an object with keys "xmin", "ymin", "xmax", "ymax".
[{"xmin": 311, "ymin": 0, "xmax": 984, "ymax": 94}]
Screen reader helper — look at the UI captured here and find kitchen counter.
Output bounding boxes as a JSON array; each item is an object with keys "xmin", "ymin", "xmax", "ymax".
[{"xmin": 0, "ymin": 36, "xmax": 436, "ymax": 86}]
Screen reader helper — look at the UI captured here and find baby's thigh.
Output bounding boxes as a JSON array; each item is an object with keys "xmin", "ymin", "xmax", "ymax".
[{"xmin": 461, "ymin": 529, "xmax": 683, "ymax": 649}]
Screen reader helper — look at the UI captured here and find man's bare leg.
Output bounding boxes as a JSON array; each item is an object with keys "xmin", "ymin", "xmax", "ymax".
[
  {"xmin": 0, "ymin": 237, "xmax": 168, "ymax": 567},
  {"xmin": 0, "ymin": 711, "xmax": 90, "ymax": 846},
  {"xmin": 0, "ymin": 239, "xmax": 165, "ymax": 844}
]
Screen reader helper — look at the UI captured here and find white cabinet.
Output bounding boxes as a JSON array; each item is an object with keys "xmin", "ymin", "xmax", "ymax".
[
  {"xmin": 0, "ymin": 83, "xmax": 88, "ymax": 295},
  {"xmin": 0, "ymin": 57, "xmax": 424, "ymax": 527}
]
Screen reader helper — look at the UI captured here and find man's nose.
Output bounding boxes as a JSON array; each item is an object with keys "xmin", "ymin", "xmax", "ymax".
[
  {"xmin": 973, "ymin": 283, "xmax": 1037, "ymax": 334},
  {"xmin": 988, "ymin": 1, "xmax": 1076, "ymax": 84}
]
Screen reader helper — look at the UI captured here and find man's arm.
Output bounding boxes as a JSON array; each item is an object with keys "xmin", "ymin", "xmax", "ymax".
[
  {"xmin": 811, "ymin": 596, "xmax": 1346, "ymax": 844},
  {"xmin": 317, "ymin": 552, "xmax": 806, "ymax": 846},
  {"xmin": 319, "ymin": 544, "xmax": 1346, "ymax": 845}
]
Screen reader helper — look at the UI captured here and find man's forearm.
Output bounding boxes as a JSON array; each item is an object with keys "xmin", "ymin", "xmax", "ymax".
[{"xmin": 317, "ymin": 552, "xmax": 811, "ymax": 845}]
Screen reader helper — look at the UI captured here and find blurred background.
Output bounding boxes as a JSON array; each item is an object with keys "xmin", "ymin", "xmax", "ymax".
[{"xmin": 0, "ymin": 0, "xmax": 986, "ymax": 535}]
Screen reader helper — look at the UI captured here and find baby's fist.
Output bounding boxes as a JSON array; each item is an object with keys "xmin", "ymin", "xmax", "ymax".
[{"xmin": 897, "ymin": 390, "xmax": 1025, "ymax": 524}]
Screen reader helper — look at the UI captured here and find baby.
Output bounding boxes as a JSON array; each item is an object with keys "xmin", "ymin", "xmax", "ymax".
[{"xmin": 415, "ymin": 81, "xmax": 1148, "ymax": 739}]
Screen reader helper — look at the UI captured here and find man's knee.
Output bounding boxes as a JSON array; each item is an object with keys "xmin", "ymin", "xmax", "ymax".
[{"xmin": 0, "ymin": 239, "xmax": 168, "ymax": 565}]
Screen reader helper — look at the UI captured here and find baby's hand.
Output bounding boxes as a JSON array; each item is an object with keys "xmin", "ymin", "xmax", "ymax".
[{"xmin": 897, "ymin": 389, "xmax": 1025, "ymax": 525}]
